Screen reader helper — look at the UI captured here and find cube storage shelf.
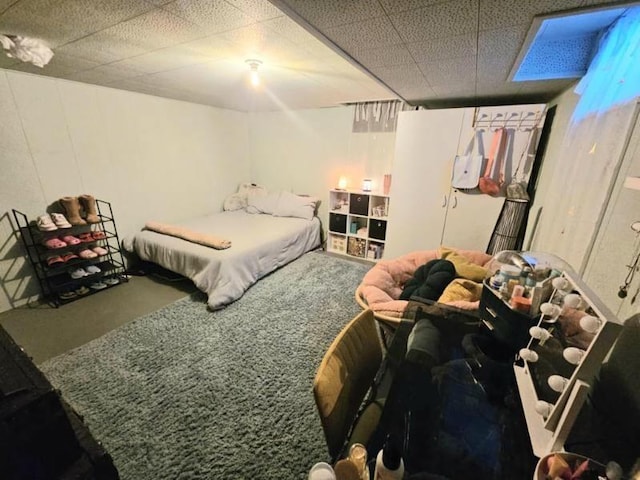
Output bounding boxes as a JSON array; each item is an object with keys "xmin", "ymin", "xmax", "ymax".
[
  {"xmin": 12, "ymin": 199, "xmax": 128, "ymax": 307},
  {"xmin": 327, "ymin": 189, "xmax": 389, "ymax": 261}
]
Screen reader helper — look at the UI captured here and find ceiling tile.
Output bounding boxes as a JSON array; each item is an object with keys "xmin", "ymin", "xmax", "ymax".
[
  {"xmin": 0, "ymin": 54, "xmax": 19, "ymax": 68},
  {"xmin": 323, "ymin": 17, "xmax": 403, "ymax": 51},
  {"xmin": 479, "ymin": 0, "xmax": 585, "ymax": 31},
  {"xmin": 262, "ymin": 15, "xmax": 316, "ymax": 44},
  {"xmin": 350, "ymin": 44, "xmax": 415, "ymax": 68},
  {"xmin": 56, "ymin": 8, "xmax": 205, "ymax": 63},
  {"xmin": 227, "ymin": 0, "xmax": 284, "ymax": 21},
  {"xmin": 163, "ymin": 0, "xmax": 256, "ymax": 33},
  {"xmin": 275, "ymin": 0, "xmax": 386, "ymax": 29},
  {"xmin": 390, "ymin": 0, "xmax": 479, "ymax": 43},
  {"xmin": 63, "ymin": 69, "xmax": 127, "ymax": 86},
  {"xmin": 476, "ymin": 25, "xmax": 526, "ymax": 83},
  {"xmin": 107, "ymin": 44, "xmax": 215, "ymax": 75},
  {"xmin": 10, "ymin": 53, "xmax": 101, "ymax": 76},
  {"xmin": 406, "ymin": 33, "xmax": 477, "ymax": 64},
  {"xmin": 369, "ymin": 62, "xmax": 431, "ymax": 93},
  {"xmin": 419, "ymin": 56, "xmax": 477, "ymax": 87},
  {"xmin": 378, "ymin": 0, "xmax": 449, "ymax": 14},
  {"xmin": 0, "ymin": 0, "xmax": 154, "ymax": 47}
]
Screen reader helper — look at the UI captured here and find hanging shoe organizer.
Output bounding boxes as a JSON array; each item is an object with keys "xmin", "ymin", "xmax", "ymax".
[{"xmin": 12, "ymin": 199, "xmax": 128, "ymax": 307}]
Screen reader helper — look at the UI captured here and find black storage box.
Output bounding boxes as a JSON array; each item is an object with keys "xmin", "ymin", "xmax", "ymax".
[
  {"xmin": 478, "ymin": 281, "xmax": 537, "ymax": 352},
  {"xmin": 329, "ymin": 213, "xmax": 347, "ymax": 233},
  {"xmin": 349, "ymin": 194, "xmax": 369, "ymax": 216},
  {"xmin": 369, "ymin": 219, "xmax": 387, "ymax": 241},
  {"xmin": 0, "ymin": 326, "xmax": 119, "ymax": 480}
]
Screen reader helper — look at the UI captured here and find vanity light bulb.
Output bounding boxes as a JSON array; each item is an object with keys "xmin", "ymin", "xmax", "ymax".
[
  {"xmin": 579, "ymin": 315, "xmax": 602, "ymax": 333},
  {"xmin": 563, "ymin": 293, "xmax": 582, "ymax": 309},
  {"xmin": 552, "ymin": 277, "xmax": 569, "ymax": 291},
  {"xmin": 519, "ymin": 348, "xmax": 539, "ymax": 363},
  {"xmin": 529, "ymin": 326, "xmax": 551, "ymax": 344},
  {"xmin": 548, "ymin": 374, "xmax": 569, "ymax": 393},
  {"xmin": 540, "ymin": 303, "xmax": 561, "ymax": 322},
  {"xmin": 563, "ymin": 347, "xmax": 585, "ymax": 365},
  {"xmin": 535, "ymin": 400, "xmax": 553, "ymax": 418}
]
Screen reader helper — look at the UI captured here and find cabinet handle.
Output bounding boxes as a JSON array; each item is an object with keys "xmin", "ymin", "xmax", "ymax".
[
  {"xmin": 485, "ymin": 307, "xmax": 497, "ymax": 318},
  {"xmin": 442, "ymin": 195, "xmax": 447, "ymax": 208},
  {"xmin": 452, "ymin": 196, "xmax": 457, "ymax": 209}
]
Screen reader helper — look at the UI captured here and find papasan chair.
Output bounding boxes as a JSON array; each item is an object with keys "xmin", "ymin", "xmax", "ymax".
[{"xmin": 355, "ymin": 246, "xmax": 493, "ymax": 327}]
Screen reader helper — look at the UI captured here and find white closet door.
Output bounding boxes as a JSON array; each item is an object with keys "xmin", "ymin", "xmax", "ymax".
[{"xmin": 384, "ymin": 108, "xmax": 467, "ymax": 258}]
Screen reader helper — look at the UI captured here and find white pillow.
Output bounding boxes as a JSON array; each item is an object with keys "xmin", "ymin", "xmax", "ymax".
[
  {"xmin": 246, "ymin": 191, "xmax": 281, "ymax": 214},
  {"xmin": 238, "ymin": 182, "xmax": 267, "ymax": 198},
  {"xmin": 223, "ymin": 192, "xmax": 247, "ymax": 211},
  {"xmin": 273, "ymin": 191, "xmax": 319, "ymax": 220}
]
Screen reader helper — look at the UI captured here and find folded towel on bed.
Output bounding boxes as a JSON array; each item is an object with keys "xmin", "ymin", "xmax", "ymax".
[{"xmin": 144, "ymin": 221, "xmax": 232, "ymax": 250}]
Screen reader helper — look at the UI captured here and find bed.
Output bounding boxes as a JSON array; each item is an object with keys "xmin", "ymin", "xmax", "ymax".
[{"xmin": 122, "ymin": 208, "xmax": 321, "ymax": 310}]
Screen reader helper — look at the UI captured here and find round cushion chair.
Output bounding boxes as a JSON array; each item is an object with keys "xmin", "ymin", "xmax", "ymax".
[{"xmin": 355, "ymin": 246, "xmax": 493, "ymax": 326}]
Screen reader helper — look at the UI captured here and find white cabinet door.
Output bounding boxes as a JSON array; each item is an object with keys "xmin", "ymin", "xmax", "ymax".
[
  {"xmin": 384, "ymin": 108, "xmax": 468, "ymax": 258},
  {"xmin": 441, "ymin": 190, "xmax": 504, "ymax": 250}
]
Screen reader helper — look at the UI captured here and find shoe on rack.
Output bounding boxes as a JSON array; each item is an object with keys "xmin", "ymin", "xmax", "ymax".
[
  {"xmin": 59, "ymin": 290, "xmax": 77, "ymax": 300},
  {"xmin": 79, "ymin": 194, "xmax": 100, "ymax": 224},
  {"xmin": 75, "ymin": 286, "xmax": 90, "ymax": 296},
  {"xmin": 103, "ymin": 277, "xmax": 119, "ymax": 286},
  {"xmin": 92, "ymin": 229, "xmax": 106, "ymax": 240},
  {"xmin": 37, "ymin": 214, "xmax": 58, "ymax": 232},
  {"xmin": 50, "ymin": 213, "xmax": 72, "ymax": 228},
  {"xmin": 61, "ymin": 235, "xmax": 81, "ymax": 245},
  {"xmin": 69, "ymin": 267, "xmax": 89, "ymax": 279},
  {"xmin": 61, "ymin": 252, "xmax": 79, "ymax": 262},
  {"xmin": 89, "ymin": 282, "xmax": 107, "ymax": 290},
  {"xmin": 78, "ymin": 249, "xmax": 98, "ymax": 259},
  {"xmin": 78, "ymin": 232, "xmax": 94, "ymax": 243},
  {"xmin": 85, "ymin": 265, "xmax": 101, "ymax": 275},
  {"xmin": 43, "ymin": 237, "xmax": 67, "ymax": 249},
  {"xmin": 59, "ymin": 196, "xmax": 87, "ymax": 226},
  {"xmin": 46, "ymin": 255, "xmax": 64, "ymax": 267},
  {"xmin": 92, "ymin": 246, "xmax": 108, "ymax": 256}
]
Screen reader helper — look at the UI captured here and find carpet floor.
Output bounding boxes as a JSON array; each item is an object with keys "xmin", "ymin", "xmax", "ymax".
[{"xmin": 41, "ymin": 252, "xmax": 371, "ymax": 480}]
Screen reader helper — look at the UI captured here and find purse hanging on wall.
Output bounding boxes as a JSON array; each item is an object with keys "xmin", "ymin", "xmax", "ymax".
[
  {"xmin": 451, "ymin": 131, "xmax": 484, "ymax": 190},
  {"xmin": 478, "ymin": 128, "xmax": 505, "ymax": 196},
  {"xmin": 506, "ymin": 127, "xmax": 538, "ymax": 201}
]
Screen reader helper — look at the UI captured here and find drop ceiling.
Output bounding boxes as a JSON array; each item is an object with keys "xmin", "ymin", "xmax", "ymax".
[{"xmin": 0, "ymin": 0, "xmax": 635, "ymax": 111}]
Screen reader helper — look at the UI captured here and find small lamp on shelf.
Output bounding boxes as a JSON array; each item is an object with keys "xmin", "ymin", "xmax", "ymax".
[
  {"xmin": 362, "ymin": 179, "xmax": 372, "ymax": 192},
  {"xmin": 337, "ymin": 176, "xmax": 348, "ymax": 190}
]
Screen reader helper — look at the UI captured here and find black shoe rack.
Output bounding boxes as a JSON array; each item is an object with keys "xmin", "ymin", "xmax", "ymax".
[{"xmin": 12, "ymin": 199, "xmax": 128, "ymax": 307}]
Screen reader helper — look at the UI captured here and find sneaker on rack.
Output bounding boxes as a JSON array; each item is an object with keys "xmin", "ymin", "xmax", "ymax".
[
  {"xmin": 59, "ymin": 290, "xmax": 77, "ymax": 300},
  {"xmin": 85, "ymin": 265, "xmax": 101, "ymax": 275},
  {"xmin": 75, "ymin": 286, "xmax": 90, "ymax": 296},
  {"xmin": 103, "ymin": 277, "xmax": 119, "ymax": 286},
  {"xmin": 89, "ymin": 282, "xmax": 107, "ymax": 290},
  {"xmin": 69, "ymin": 267, "xmax": 88, "ymax": 279}
]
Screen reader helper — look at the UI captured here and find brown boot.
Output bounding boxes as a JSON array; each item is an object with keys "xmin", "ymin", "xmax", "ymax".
[
  {"xmin": 59, "ymin": 196, "xmax": 86, "ymax": 225},
  {"xmin": 79, "ymin": 194, "xmax": 100, "ymax": 223}
]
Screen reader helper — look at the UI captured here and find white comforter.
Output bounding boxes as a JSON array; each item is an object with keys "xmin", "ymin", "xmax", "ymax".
[{"xmin": 122, "ymin": 210, "xmax": 321, "ymax": 309}]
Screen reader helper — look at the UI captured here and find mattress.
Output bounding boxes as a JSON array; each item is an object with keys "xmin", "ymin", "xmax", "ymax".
[{"xmin": 122, "ymin": 210, "xmax": 321, "ymax": 309}]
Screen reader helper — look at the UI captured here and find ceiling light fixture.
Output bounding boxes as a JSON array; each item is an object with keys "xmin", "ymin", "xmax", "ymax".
[{"xmin": 245, "ymin": 59, "xmax": 262, "ymax": 87}]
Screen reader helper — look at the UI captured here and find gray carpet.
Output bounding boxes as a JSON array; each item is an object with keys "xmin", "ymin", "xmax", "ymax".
[{"xmin": 41, "ymin": 252, "xmax": 371, "ymax": 480}]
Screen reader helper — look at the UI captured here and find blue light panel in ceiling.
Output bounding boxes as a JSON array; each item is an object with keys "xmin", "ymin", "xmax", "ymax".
[{"xmin": 513, "ymin": 8, "xmax": 627, "ymax": 82}]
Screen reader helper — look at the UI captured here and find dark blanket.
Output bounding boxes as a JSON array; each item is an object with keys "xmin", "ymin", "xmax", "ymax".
[{"xmin": 400, "ymin": 259, "xmax": 456, "ymax": 301}]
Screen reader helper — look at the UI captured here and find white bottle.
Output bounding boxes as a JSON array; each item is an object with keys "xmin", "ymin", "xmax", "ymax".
[{"xmin": 373, "ymin": 439, "xmax": 404, "ymax": 480}]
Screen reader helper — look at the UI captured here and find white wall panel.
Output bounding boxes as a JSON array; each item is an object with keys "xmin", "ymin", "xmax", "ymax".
[{"xmin": 0, "ymin": 69, "xmax": 249, "ymax": 312}]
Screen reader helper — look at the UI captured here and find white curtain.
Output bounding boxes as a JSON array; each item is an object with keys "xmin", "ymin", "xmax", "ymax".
[{"xmin": 352, "ymin": 100, "xmax": 410, "ymax": 133}]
